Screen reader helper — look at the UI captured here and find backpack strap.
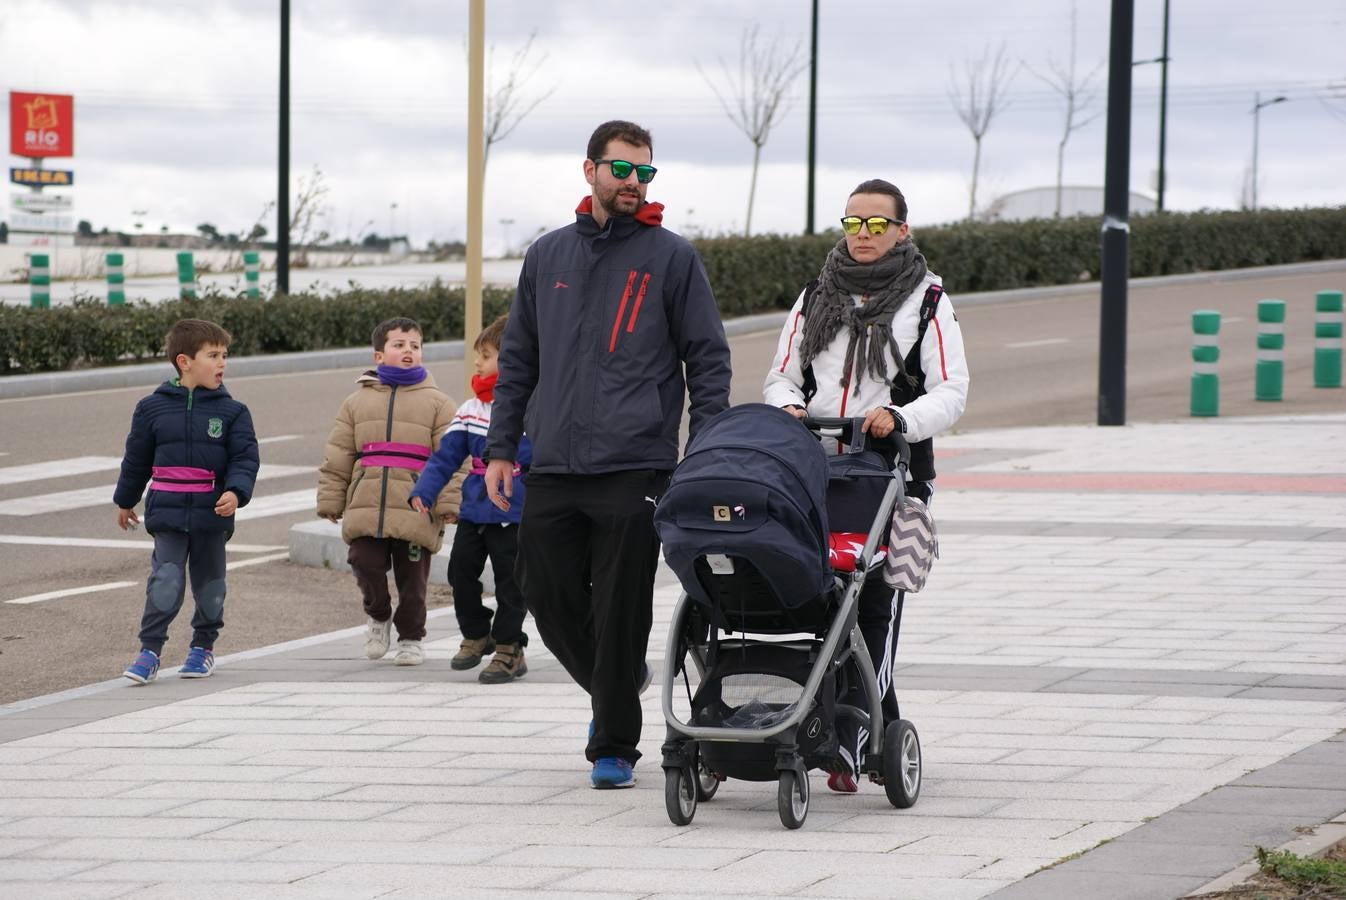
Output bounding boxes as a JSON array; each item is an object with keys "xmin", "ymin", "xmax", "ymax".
[
  {"xmin": 798, "ymin": 279, "xmax": 821, "ymax": 403},
  {"xmin": 890, "ymin": 283, "xmax": 944, "ymax": 404}
]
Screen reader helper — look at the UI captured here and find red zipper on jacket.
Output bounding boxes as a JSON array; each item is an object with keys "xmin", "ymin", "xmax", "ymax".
[
  {"xmin": 608, "ymin": 270, "xmax": 637, "ymax": 352},
  {"xmin": 626, "ymin": 273, "xmax": 651, "ymax": 333}
]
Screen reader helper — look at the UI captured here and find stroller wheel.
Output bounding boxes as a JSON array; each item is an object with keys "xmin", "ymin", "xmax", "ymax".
[
  {"xmin": 696, "ymin": 755, "xmax": 721, "ymax": 801},
  {"xmin": 777, "ymin": 769, "xmax": 809, "ymax": 830},
  {"xmin": 664, "ymin": 765, "xmax": 697, "ymax": 826},
  {"xmin": 883, "ymin": 719, "xmax": 922, "ymax": 809}
]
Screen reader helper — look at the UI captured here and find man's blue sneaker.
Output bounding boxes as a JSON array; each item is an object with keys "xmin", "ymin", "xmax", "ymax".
[
  {"xmin": 123, "ymin": 649, "xmax": 160, "ymax": 685},
  {"xmin": 591, "ymin": 756, "xmax": 636, "ymax": 789},
  {"xmin": 179, "ymin": 647, "xmax": 214, "ymax": 679}
]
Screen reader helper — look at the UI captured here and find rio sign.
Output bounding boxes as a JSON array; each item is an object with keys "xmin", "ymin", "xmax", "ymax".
[{"xmin": 9, "ymin": 91, "xmax": 75, "ymax": 158}]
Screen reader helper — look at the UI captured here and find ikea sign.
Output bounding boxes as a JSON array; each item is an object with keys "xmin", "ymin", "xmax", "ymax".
[{"xmin": 9, "ymin": 167, "xmax": 74, "ymax": 186}]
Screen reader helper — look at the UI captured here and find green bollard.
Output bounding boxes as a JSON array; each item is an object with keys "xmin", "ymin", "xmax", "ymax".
[
  {"xmin": 1255, "ymin": 299, "xmax": 1285, "ymax": 401},
  {"xmin": 1191, "ymin": 310, "xmax": 1220, "ymax": 416},
  {"xmin": 1314, "ymin": 290, "xmax": 1343, "ymax": 389},
  {"xmin": 243, "ymin": 250, "xmax": 261, "ymax": 299},
  {"xmin": 176, "ymin": 251, "xmax": 196, "ymax": 299},
  {"xmin": 106, "ymin": 252, "xmax": 125, "ymax": 305},
  {"xmin": 29, "ymin": 253, "xmax": 51, "ymax": 309}
]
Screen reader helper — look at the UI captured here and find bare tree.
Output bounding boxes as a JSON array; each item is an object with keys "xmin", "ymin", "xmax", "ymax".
[
  {"xmin": 948, "ymin": 43, "xmax": 1016, "ymax": 221},
  {"xmin": 698, "ymin": 24, "xmax": 807, "ymax": 236},
  {"xmin": 289, "ymin": 166, "xmax": 331, "ymax": 268},
  {"xmin": 1026, "ymin": 3, "xmax": 1103, "ymax": 217},
  {"xmin": 483, "ymin": 31, "xmax": 557, "ymax": 173}
]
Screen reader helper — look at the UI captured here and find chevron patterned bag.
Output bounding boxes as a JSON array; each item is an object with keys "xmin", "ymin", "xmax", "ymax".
[{"xmin": 882, "ymin": 495, "xmax": 939, "ymax": 593}]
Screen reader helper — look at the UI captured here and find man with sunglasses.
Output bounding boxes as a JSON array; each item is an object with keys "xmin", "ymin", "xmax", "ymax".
[
  {"xmin": 484, "ymin": 120, "xmax": 731, "ymax": 790},
  {"xmin": 764, "ymin": 179, "xmax": 970, "ymax": 793}
]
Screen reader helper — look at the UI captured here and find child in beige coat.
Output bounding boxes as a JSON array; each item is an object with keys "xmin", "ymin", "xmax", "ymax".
[{"xmin": 317, "ymin": 317, "xmax": 461, "ymax": 665}]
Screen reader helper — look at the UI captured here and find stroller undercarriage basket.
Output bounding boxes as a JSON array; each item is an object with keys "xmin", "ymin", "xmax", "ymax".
[{"xmin": 689, "ymin": 640, "xmax": 839, "ymax": 783}]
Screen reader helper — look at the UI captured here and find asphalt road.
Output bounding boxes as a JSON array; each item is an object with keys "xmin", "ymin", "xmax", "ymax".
[{"xmin": 1, "ymin": 265, "xmax": 1342, "ymax": 703}]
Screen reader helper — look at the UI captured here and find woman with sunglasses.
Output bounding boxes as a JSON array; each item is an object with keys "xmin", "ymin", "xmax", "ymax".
[{"xmin": 763, "ymin": 178, "xmax": 970, "ymax": 793}]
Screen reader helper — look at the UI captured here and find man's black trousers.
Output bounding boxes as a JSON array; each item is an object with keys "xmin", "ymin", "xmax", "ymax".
[{"xmin": 515, "ymin": 469, "xmax": 669, "ymax": 764}]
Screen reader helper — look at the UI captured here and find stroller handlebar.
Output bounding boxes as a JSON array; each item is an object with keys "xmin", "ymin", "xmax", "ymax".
[{"xmin": 800, "ymin": 415, "xmax": 911, "ymax": 469}]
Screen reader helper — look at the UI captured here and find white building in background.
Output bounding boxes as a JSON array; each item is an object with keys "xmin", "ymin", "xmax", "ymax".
[{"xmin": 981, "ymin": 186, "xmax": 1157, "ymax": 223}]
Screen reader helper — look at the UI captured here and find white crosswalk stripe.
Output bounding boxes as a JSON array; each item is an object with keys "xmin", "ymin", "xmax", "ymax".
[
  {"xmin": 235, "ymin": 489, "xmax": 319, "ymax": 520},
  {"xmin": 0, "ymin": 534, "xmax": 285, "ymax": 552},
  {"xmin": 0, "ymin": 440, "xmax": 296, "ymax": 488},
  {"xmin": 0, "ymin": 464, "xmax": 314, "ymax": 516},
  {"xmin": 0, "ymin": 456, "xmax": 124, "ymax": 486}
]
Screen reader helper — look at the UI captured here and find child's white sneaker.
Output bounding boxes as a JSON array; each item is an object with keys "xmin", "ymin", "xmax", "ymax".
[
  {"xmin": 393, "ymin": 639, "xmax": 424, "ymax": 666},
  {"xmin": 364, "ymin": 617, "xmax": 392, "ymax": 660}
]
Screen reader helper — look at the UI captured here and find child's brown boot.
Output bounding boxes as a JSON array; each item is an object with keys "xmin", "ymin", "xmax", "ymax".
[
  {"xmin": 451, "ymin": 635, "xmax": 495, "ymax": 670},
  {"xmin": 478, "ymin": 643, "xmax": 527, "ymax": 684}
]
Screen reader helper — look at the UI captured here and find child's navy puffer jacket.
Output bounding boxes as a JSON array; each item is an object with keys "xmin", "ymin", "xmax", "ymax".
[{"xmin": 113, "ymin": 381, "xmax": 260, "ymax": 535}]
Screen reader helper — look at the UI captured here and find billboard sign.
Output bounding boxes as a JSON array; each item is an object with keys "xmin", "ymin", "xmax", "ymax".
[
  {"xmin": 9, "ymin": 167, "xmax": 74, "ymax": 186},
  {"xmin": 11, "ymin": 193, "xmax": 74, "ymax": 212},
  {"xmin": 9, "ymin": 91, "xmax": 75, "ymax": 158},
  {"xmin": 9, "ymin": 211, "xmax": 74, "ymax": 232}
]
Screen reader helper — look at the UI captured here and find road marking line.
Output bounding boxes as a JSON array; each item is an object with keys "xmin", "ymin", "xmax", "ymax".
[
  {"xmin": 0, "ymin": 456, "xmax": 124, "ymax": 486},
  {"xmin": 4, "ymin": 552, "xmax": 290, "ymax": 605},
  {"xmin": 235, "ymin": 489, "xmax": 317, "ymax": 521},
  {"xmin": 258, "ymin": 435, "xmax": 300, "ymax": 444},
  {"xmin": 1005, "ymin": 338, "xmax": 1070, "ymax": 349},
  {"xmin": 6, "ymin": 581, "xmax": 138, "ymax": 605},
  {"xmin": 0, "ymin": 535, "xmax": 284, "ymax": 552},
  {"xmin": 225, "ymin": 551, "xmax": 290, "ymax": 569},
  {"xmin": 0, "ymin": 464, "xmax": 313, "ymax": 516}
]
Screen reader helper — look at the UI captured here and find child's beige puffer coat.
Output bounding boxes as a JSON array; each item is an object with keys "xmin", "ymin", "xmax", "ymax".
[{"xmin": 317, "ymin": 371, "xmax": 461, "ymax": 552}]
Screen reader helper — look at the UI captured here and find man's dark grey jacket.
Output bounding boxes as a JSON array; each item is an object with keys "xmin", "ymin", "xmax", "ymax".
[{"xmin": 487, "ymin": 199, "xmax": 732, "ymax": 474}]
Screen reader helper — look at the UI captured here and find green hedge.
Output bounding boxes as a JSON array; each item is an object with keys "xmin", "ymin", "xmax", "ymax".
[
  {"xmin": 694, "ymin": 206, "xmax": 1346, "ymax": 310},
  {"xmin": 0, "ymin": 282, "xmax": 515, "ymax": 375},
  {"xmin": 4, "ymin": 207, "xmax": 1344, "ymax": 375}
]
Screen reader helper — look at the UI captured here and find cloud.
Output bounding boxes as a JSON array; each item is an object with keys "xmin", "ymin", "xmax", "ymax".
[{"xmin": 4, "ymin": 0, "xmax": 1344, "ymax": 251}]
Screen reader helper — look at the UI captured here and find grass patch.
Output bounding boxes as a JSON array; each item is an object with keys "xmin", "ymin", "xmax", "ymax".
[{"xmin": 1256, "ymin": 846, "xmax": 1346, "ymax": 894}]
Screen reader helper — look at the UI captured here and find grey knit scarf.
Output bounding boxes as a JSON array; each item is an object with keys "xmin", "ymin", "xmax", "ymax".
[{"xmin": 798, "ymin": 236, "xmax": 929, "ymax": 395}]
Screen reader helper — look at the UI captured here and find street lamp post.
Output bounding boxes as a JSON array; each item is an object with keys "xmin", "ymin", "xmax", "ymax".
[
  {"xmin": 1251, "ymin": 92, "xmax": 1287, "ymax": 211},
  {"xmin": 1156, "ymin": 0, "xmax": 1169, "ymax": 211},
  {"xmin": 1132, "ymin": 0, "xmax": 1170, "ymax": 212},
  {"xmin": 132, "ymin": 209, "xmax": 147, "ymax": 275}
]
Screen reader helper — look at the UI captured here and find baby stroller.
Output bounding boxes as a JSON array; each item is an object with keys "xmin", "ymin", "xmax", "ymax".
[{"xmin": 652, "ymin": 403, "xmax": 922, "ymax": 829}]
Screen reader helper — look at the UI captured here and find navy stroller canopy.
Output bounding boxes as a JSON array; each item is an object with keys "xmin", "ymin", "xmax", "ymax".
[{"xmin": 655, "ymin": 404, "xmax": 832, "ymax": 610}]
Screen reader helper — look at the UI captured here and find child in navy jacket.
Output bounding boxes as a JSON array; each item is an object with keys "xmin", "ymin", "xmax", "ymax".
[
  {"xmin": 411, "ymin": 315, "xmax": 532, "ymax": 683},
  {"xmin": 114, "ymin": 319, "xmax": 260, "ymax": 684}
]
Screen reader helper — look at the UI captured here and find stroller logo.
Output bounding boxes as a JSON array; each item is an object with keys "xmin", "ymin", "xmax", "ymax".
[
  {"xmin": 712, "ymin": 505, "xmax": 730, "ymax": 522},
  {"xmin": 733, "ymin": 504, "xmax": 746, "ymax": 519}
]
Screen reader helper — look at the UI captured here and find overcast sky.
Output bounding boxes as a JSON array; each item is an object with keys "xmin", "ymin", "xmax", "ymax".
[{"xmin": 4, "ymin": 0, "xmax": 1344, "ymax": 255}]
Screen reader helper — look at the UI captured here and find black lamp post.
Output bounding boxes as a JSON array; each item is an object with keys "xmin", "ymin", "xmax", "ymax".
[{"xmin": 1251, "ymin": 92, "xmax": 1287, "ymax": 211}]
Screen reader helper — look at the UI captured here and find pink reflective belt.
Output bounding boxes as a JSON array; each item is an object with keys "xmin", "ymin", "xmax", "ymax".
[
  {"xmin": 359, "ymin": 442, "xmax": 431, "ymax": 472},
  {"xmin": 150, "ymin": 466, "xmax": 216, "ymax": 493},
  {"xmin": 470, "ymin": 456, "xmax": 521, "ymax": 476}
]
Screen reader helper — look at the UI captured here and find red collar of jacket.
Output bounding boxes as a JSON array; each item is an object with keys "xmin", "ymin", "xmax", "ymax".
[{"xmin": 575, "ymin": 195, "xmax": 664, "ymax": 226}]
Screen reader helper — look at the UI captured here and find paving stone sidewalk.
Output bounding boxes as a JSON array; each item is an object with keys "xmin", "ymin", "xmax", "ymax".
[{"xmin": 1, "ymin": 414, "xmax": 1343, "ymax": 899}]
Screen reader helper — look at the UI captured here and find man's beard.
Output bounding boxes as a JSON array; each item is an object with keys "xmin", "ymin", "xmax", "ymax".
[{"xmin": 597, "ymin": 183, "xmax": 643, "ymax": 218}]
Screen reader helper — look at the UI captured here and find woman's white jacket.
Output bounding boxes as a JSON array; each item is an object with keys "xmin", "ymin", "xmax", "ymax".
[{"xmin": 762, "ymin": 271, "xmax": 970, "ymax": 444}]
